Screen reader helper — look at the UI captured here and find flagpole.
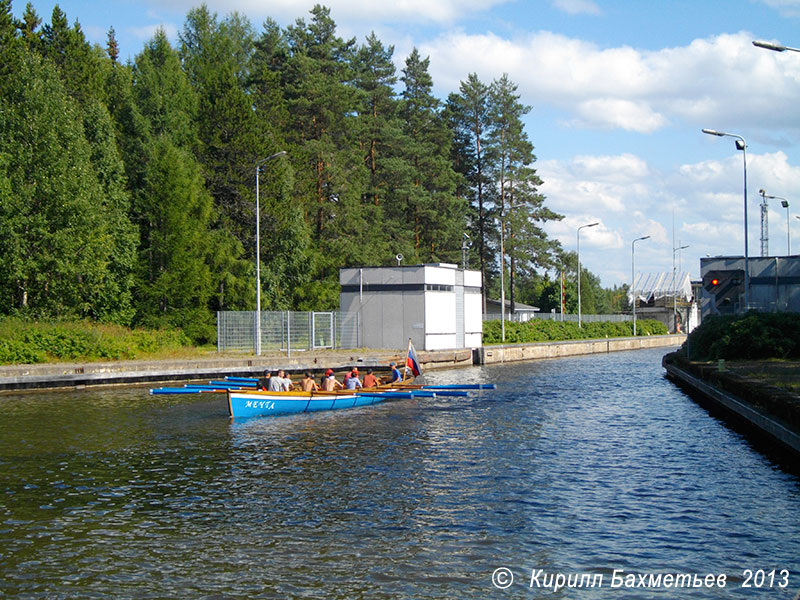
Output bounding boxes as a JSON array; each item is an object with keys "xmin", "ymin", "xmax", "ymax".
[{"xmin": 405, "ymin": 338, "xmax": 412, "ymax": 380}]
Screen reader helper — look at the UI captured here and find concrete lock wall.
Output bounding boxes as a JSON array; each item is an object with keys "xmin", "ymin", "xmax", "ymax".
[{"xmin": 475, "ymin": 335, "xmax": 686, "ymax": 365}]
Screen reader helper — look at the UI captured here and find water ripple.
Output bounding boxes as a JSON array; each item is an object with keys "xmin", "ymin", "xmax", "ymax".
[{"xmin": 1, "ymin": 349, "xmax": 799, "ymax": 598}]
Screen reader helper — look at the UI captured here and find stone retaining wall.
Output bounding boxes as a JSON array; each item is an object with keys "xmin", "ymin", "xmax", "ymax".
[
  {"xmin": 475, "ymin": 334, "xmax": 686, "ymax": 365},
  {"xmin": 0, "ymin": 348, "xmax": 473, "ymax": 392},
  {"xmin": 662, "ymin": 352, "xmax": 800, "ymax": 457}
]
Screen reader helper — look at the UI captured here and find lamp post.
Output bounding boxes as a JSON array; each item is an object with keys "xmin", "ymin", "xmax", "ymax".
[
  {"xmin": 672, "ymin": 244, "xmax": 689, "ymax": 333},
  {"xmin": 781, "ymin": 200, "xmax": 790, "ymax": 255},
  {"xmin": 631, "ymin": 236, "xmax": 650, "ymax": 337},
  {"xmin": 759, "ymin": 191, "xmax": 789, "ymax": 255},
  {"xmin": 702, "ymin": 129, "xmax": 749, "ymax": 311},
  {"xmin": 255, "ymin": 150, "xmax": 287, "ymax": 355},
  {"xmin": 577, "ymin": 222, "xmax": 599, "ymax": 328},
  {"xmin": 753, "ymin": 40, "xmax": 800, "ymax": 53}
]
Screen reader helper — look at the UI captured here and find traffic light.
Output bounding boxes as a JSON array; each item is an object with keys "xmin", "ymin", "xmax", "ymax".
[{"xmin": 702, "ymin": 269, "xmax": 744, "ymax": 314}]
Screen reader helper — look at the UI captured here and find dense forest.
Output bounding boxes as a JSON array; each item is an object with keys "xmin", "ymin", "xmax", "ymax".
[{"xmin": 0, "ymin": 1, "xmax": 624, "ymax": 343}]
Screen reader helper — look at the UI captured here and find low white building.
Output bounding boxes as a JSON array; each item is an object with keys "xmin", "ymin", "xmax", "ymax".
[{"xmin": 339, "ymin": 264, "xmax": 483, "ymax": 350}]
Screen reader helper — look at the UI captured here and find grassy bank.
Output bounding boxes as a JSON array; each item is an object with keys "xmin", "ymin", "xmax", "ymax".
[
  {"xmin": 0, "ymin": 318, "xmax": 199, "ymax": 365},
  {"xmin": 682, "ymin": 312, "xmax": 800, "ymax": 362},
  {"xmin": 483, "ymin": 318, "xmax": 667, "ymax": 345}
]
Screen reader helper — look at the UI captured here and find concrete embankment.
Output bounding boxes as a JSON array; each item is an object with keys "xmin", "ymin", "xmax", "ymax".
[
  {"xmin": 474, "ymin": 334, "xmax": 685, "ymax": 365},
  {"xmin": 0, "ymin": 348, "xmax": 474, "ymax": 392},
  {"xmin": 0, "ymin": 335, "xmax": 684, "ymax": 392},
  {"xmin": 663, "ymin": 353, "xmax": 800, "ymax": 457}
]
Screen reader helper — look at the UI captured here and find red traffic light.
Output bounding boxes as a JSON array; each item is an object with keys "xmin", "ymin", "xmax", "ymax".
[{"xmin": 711, "ymin": 278, "xmax": 719, "ymax": 286}]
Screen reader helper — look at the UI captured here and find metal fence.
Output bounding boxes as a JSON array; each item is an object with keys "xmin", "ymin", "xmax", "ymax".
[
  {"xmin": 217, "ymin": 311, "xmax": 360, "ymax": 353},
  {"xmin": 484, "ymin": 312, "xmax": 632, "ymax": 323}
]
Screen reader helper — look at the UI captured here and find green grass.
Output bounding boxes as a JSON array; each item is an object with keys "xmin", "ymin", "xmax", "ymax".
[{"xmin": 0, "ymin": 318, "xmax": 195, "ymax": 365}]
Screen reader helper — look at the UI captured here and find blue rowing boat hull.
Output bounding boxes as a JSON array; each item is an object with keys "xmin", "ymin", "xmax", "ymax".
[{"xmin": 227, "ymin": 391, "xmax": 388, "ymax": 419}]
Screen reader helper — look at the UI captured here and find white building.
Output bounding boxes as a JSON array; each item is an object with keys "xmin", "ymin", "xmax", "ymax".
[{"xmin": 339, "ymin": 264, "xmax": 482, "ymax": 350}]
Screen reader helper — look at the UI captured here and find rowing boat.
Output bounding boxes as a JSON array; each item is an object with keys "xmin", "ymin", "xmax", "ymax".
[
  {"xmin": 226, "ymin": 388, "xmax": 412, "ymax": 419},
  {"xmin": 148, "ymin": 338, "xmax": 495, "ymax": 419}
]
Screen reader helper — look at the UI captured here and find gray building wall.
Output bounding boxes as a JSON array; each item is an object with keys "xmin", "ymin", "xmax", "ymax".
[
  {"xmin": 700, "ymin": 255, "xmax": 800, "ymax": 317},
  {"xmin": 339, "ymin": 264, "xmax": 482, "ymax": 351}
]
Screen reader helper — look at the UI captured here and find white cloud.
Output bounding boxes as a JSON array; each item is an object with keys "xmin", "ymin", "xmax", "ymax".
[
  {"xmin": 421, "ymin": 30, "xmax": 800, "ymax": 136},
  {"xmin": 551, "ymin": 0, "xmax": 602, "ymax": 16},
  {"xmin": 537, "ymin": 149, "xmax": 800, "ymax": 286},
  {"xmin": 757, "ymin": 0, "xmax": 800, "ymax": 17},
  {"xmin": 148, "ymin": 0, "xmax": 510, "ymax": 26},
  {"xmin": 128, "ymin": 22, "xmax": 179, "ymax": 44},
  {"xmin": 571, "ymin": 98, "xmax": 667, "ymax": 132}
]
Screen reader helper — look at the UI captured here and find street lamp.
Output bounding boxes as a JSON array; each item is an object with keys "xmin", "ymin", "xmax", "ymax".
[
  {"xmin": 759, "ymin": 191, "xmax": 789, "ymax": 255},
  {"xmin": 255, "ymin": 150, "xmax": 287, "ymax": 355},
  {"xmin": 782, "ymin": 200, "xmax": 790, "ymax": 255},
  {"xmin": 672, "ymin": 244, "xmax": 689, "ymax": 333},
  {"xmin": 632, "ymin": 236, "xmax": 650, "ymax": 337},
  {"xmin": 753, "ymin": 40, "xmax": 800, "ymax": 53},
  {"xmin": 577, "ymin": 222, "xmax": 599, "ymax": 328},
  {"xmin": 702, "ymin": 128, "xmax": 750, "ymax": 310}
]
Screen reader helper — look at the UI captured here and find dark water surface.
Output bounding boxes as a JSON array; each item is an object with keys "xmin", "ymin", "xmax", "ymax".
[{"xmin": 1, "ymin": 347, "xmax": 799, "ymax": 598}]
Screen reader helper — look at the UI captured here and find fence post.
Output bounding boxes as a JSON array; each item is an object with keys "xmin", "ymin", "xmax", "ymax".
[{"xmin": 287, "ymin": 311, "xmax": 291, "ymax": 358}]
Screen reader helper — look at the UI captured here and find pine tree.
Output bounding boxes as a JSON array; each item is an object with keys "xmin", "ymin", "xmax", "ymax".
[
  {"xmin": 350, "ymin": 32, "xmax": 406, "ymax": 262},
  {"xmin": 79, "ymin": 101, "xmax": 137, "ymax": 323},
  {"xmin": 180, "ymin": 7, "xmax": 312, "ymax": 312},
  {"xmin": 106, "ymin": 26, "xmax": 118, "ymax": 63},
  {"xmin": 123, "ymin": 28, "xmax": 244, "ymax": 339},
  {"xmin": 0, "ymin": 0, "xmax": 21, "ymax": 81},
  {"xmin": 488, "ymin": 74, "xmax": 562, "ymax": 313},
  {"xmin": 398, "ymin": 48, "xmax": 464, "ymax": 264},
  {"xmin": 40, "ymin": 6, "xmax": 107, "ymax": 104},
  {"xmin": 20, "ymin": 2, "xmax": 41, "ymax": 48},
  {"xmin": 445, "ymin": 73, "xmax": 494, "ymax": 307},
  {"xmin": 179, "ymin": 6, "xmax": 260, "ymax": 242}
]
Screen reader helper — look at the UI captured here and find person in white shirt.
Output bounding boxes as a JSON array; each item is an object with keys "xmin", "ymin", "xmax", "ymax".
[
  {"xmin": 278, "ymin": 369, "xmax": 293, "ymax": 391},
  {"xmin": 345, "ymin": 368, "xmax": 362, "ymax": 390},
  {"xmin": 268, "ymin": 370, "xmax": 283, "ymax": 392}
]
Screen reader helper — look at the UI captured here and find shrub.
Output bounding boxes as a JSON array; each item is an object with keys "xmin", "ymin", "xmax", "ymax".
[
  {"xmin": 685, "ymin": 312, "xmax": 800, "ymax": 361},
  {"xmin": 483, "ymin": 318, "xmax": 666, "ymax": 344},
  {"xmin": 0, "ymin": 318, "xmax": 191, "ymax": 365}
]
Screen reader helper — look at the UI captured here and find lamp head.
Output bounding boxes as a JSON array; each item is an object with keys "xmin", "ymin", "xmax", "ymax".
[
  {"xmin": 735, "ymin": 139, "xmax": 746, "ymax": 151},
  {"xmin": 702, "ymin": 128, "xmax": 723, "ymax": 136},
  {"xmin": 753, "ymin": 40, "xmax": 786, "ymax": 52},
  {"xmin": 782, "ymin": 200, "xmax": 789, "ymax": 208}
]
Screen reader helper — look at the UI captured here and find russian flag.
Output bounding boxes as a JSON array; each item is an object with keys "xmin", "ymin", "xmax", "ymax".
[{"xmin": 406, "ymin": 341, "xmax": 421, "ymax": 377}]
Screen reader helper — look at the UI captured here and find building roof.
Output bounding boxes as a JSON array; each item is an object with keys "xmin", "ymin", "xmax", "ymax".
[
  {"xmin": 628, "ymin": 272, "xmax": 693, "ymax": 304},
  {"xmin": 486, "ymin": 298, "xmax": 540, "ymax": 313}
]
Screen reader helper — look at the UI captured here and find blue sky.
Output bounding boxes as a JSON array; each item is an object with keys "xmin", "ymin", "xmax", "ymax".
[{"xmin": 14, "ymin": 0, "xmax": 800, "ymax": 287}]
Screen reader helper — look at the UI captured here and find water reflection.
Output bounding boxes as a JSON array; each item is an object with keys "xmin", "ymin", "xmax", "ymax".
[{"xmin": 1, "ymin": 348, "xmax": 799, "ymax": 598}]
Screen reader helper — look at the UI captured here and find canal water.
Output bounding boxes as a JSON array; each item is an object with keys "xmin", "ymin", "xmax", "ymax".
[{"xmin": 1, "ymin": 347, "xmax": 799, "ymax": 599}]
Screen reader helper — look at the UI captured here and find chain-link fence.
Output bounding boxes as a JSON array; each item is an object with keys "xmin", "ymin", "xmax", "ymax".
[
  {"xmin": 217, "ymin": 311, "xmax": 361, "ymax": 353},
  {"xmin": 484, "ymin": 312, "xmax": 632, "ymax": 323}
]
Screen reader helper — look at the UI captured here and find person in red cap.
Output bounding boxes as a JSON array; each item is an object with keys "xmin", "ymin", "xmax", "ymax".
[
  {"xmin": 322, "ymin": 369, "xmax": 343, "ymax": 391},
  {"xmin": 345, "ymin": 368, "xmax": 362, "ymax": 390}
]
